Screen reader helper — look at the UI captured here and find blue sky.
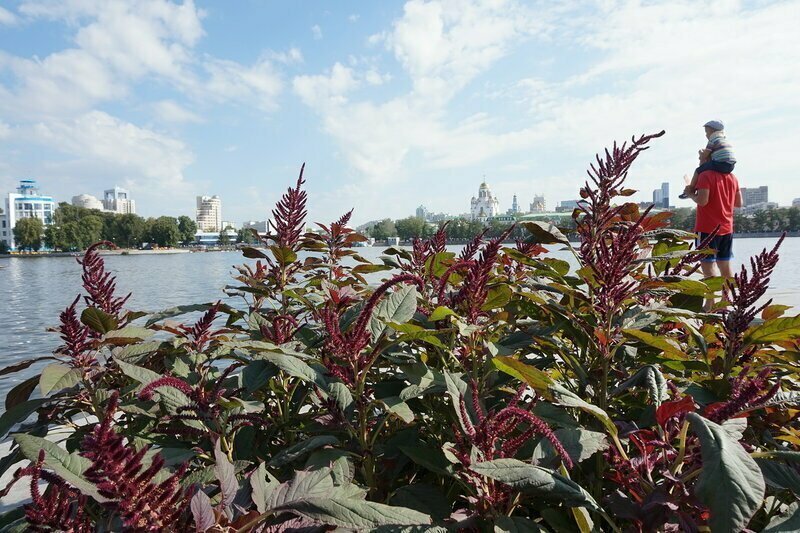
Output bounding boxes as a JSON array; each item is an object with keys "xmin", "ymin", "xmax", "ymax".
[{"xmin": 1, "ymin": 0, "xmax": 799, "ymax": 226}]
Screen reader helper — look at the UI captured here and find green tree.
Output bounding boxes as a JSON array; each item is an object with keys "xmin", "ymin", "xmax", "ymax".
[
  {"xmin": 218, "ymin": 229, "xmax": 230, "ymax": 245},
  {"xmin": 13, "ymin": 217, "xmax": 44, "ymax": 251},
  {"xmin": 147, "ymin": 217, "xmax": 180, "ymax": 247},
  {"xmin": 237, "ymin": 228, "xmax": 259, "ymax": 244},
  {"xmin": 0, "ymin": 240, "xmax": 8, "ymax": 254},
  {"xmin": 177, "ymin": 216, "xmax": 198, "ymax": 245},
  {"xmin": 369, "ymin": 219, "xmax": 396, "ymax": 240},
  {"xmin": 395, "ymin": 216, "xmax": 427, "ymax": 240},
  {"xmin": 112, "ymin": 214, "xmax": 146, "ymax": 248}
]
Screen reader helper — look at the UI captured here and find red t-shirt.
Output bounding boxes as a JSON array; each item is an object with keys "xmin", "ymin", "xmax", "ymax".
[{"xmin": 695, "ymin": 171, "xmax": 739, "ymax": 235}]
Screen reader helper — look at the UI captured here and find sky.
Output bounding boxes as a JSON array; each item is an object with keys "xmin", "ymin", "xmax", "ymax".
[{"xmin": 1, "ymin": 0, "xmax": 799, "ymax": 227}]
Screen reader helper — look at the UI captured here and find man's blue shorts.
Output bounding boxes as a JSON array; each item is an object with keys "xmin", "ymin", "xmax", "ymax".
[{"xmin": 697, "ymin": 232, "xmax": 734, "ymax": 262}]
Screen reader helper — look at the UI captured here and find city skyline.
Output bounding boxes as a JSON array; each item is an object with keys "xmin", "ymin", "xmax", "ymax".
[{"xmin": 1, "ymin": 1, "xmax": 799, "ymax": 226}]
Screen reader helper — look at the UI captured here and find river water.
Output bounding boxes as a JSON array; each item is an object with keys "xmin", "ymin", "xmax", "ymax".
[{"xmin": 1, "ymin": 238, "xmax": 797, "ymax": 402}]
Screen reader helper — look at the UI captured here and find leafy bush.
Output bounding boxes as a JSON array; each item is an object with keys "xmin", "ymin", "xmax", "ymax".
[{"xmin": 2, "ymin": 134, "xmax": 799, "ymax": 532}]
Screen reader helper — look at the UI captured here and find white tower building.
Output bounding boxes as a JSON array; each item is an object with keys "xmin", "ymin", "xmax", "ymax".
[
  {"xmin": 103, "ymin": 187, "xmax": 136, "ymax": 214},
  {"xmin": 196, "ymin": 195, "xmax": 222, "ymax": 232}
]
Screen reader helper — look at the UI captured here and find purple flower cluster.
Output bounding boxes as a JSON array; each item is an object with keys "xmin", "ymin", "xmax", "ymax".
[
  {"xmin": 320, "ymin": 274, "xmax": 423, "ymax": 384},
  {"xmin": 56, "ymin": 295, "xmax": 94, "ymax": 368},
  {"xmin": 706, "ymin": 367, "xmax": 780, "ymax": 423},
  {"xmin": 720, "ymin": 235, "xmax": 785, "ymax": 364},
  {"xmin": 77, "ymin": 241, "xmax": 130, "ymax": 319},
  {"xmin": 81, "ymin": 393, "xmax": 192, "ymax": 530},
  {"xmin": 267, "ymin": 164, "xmax": 308, "ymax": 250},
  {"xmin": 0, "ymin": 450, "xmax": 92, "ymax": 532}
]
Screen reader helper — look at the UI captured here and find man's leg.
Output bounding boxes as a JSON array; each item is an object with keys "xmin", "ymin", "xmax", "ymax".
[
  {"xmin": 700, "ymin": 260, "xmax": 719, "ymax": 311},
  {"xmin": 717, "ymin": 260, "xmax": 734, "ymax": 279}
]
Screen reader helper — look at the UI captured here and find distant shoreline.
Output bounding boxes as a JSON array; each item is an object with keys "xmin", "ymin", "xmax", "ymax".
[{"xmin": 1, "ymin": 231, "xmax": 795, "ymax": 258}]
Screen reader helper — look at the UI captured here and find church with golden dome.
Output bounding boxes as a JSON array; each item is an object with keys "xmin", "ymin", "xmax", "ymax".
[{"xmin": 470, "ymin": 181, "xmax": 500, "ymax": 222}]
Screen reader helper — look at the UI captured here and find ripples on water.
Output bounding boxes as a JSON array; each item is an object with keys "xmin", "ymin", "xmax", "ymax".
[{"xmin": 1, "ymin": 238, "xmax": 797, "ymax": 402}]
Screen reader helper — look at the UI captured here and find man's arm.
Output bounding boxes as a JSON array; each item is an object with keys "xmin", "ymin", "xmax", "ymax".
[
  {"xmin": 688, "ymin": 188, "xmax": 710, "ymax": 206},
  {"xmin": 734, "ymin": 189, "xmax": 743, "ymax": 207}
]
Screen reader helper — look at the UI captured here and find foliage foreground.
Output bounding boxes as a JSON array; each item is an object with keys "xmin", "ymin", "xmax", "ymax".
[{"xmin": 2, "ymin": 133, "xmax": 800, "ymax": 532}]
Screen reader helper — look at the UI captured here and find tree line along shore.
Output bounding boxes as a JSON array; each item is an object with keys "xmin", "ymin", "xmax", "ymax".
[{"xmin": 5, "ymin": 202, "xmax": 800, "ymax": 254}]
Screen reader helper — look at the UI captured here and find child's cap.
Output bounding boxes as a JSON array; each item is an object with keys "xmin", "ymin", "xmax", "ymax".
[{"xmin": 703, "ymin": 120, "xmax": 724, "ymax": 131}]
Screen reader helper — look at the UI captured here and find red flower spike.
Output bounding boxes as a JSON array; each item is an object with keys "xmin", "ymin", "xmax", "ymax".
[
  {"xmin": 267, "ymin": 164, "xmax": 308, "ymax": 250},
  {"xmin": 78, "ymin": 241, "xmax": 130, "ymax": 318}
]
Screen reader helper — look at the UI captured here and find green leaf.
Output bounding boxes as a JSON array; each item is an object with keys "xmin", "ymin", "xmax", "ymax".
[
  {"xmin": 241, "ymin": 360, "xmax": 278, "ymax": 392},
  {"xmin": 39, "ymin": 363, "xmax": 82, "ymax": 395},
  {"xmin": 492, "ymin": 356, "xmax": 553, "ymax": 391},
  {"xmin": 0, "ymin": 398, "xmax": 48, "ymax": 439},
  {"xmin": 380, "ymin": 396, "xmax": 415, "ymax": 424},
  {"xmin": 494, "ymin": 516, "xmax": 546, "ymax": 532},
  {"xmin": 268, "ymin": 436, "xmax": 339, "ymax": 467},
  {"xmin": 398, "ymin": 445, "xmax": 454, "ymax": 477},
  {"xmin": 326, "ymin": 381, "xmax": 354, "ymax": 416},
  {"xmin": 250, "ymin": 462, "xmax": 279, "ymax": 514},
  {"xmin": 113, "ymin": 357, "xmax": 161, "ymax": 384},
  {"xmin": 533, "ymin": 428, "xmax": 609, "ymax": 466},
  {"xmin": 266, "ymin": 467, "xmax": 335, "ymax": 509},
  {"xmin": 611, "ymin": 364, "xmax": 668, "ymax": 406},
  {"xmin": 145, "ymin": 303, "xmax": 217, "ymax": 326},
  {"xmin": 687, "ymin": 412, "xmax": 765, "ymax": 533},
  {"xmin": 546, "ymin": 383, "xmax": 618, "ymax": 438},
  {"xmin": 0, "ymin": 357, "xmax": 54, "ymax": 377},
  {"xmin": 622, "ymin": 329, "xmax": 686, "ymax": 359},
  {"xmin": 80, "ymin": 306, "xmax": 118, "ymax": 334},
  {"xmin": 103, "ymin": 326, "xmax": 155, "ymax": 340},
  {"xmin": 757, "ymin": 458, "xmax": 800, "ymax": 495},
  {"xmin": 428, "ymin": 306, "xmax": 456, "ymax": 321},
  {"xmin": 745, "ymin": 316, "xmax": 800, "ymax": 344},
  {"xmin": 5, "ymin": 374, "xmax": 40, "ymax": 410},
  {"xmin": 369, "ymin": 284, "xmax": 418, "ymax": 341},
  {"xmin": 482, "ymin": 284, "xmax": 513, "ymax": 311},
  {"xmin": 521, "ymin": 221, "xmax": 569, "ymax": 245},
  {"xmin": 471, "ymin": 458, "xmax": 600, "ymax": 511},
  {"xmin": 390, "ymin": 484, "xmax": 450, "ymax": 521},
  {"xmin": 278, "ymin": 497, "xmax": 432, "ymax": 528},
  {"xmin": 114, "ymin": 340, "xmax": 162, "ymax": 362},
  {"xmin": 765, "ymin": 502, "xmax": 800, "ymax": 532},
  {"xmin": 258, "ymin": 353, "xmax": 327, "ymax": 388},
  {"xmin": 14, "ymin": 434, "xmax": 105, "ymax": 502}
]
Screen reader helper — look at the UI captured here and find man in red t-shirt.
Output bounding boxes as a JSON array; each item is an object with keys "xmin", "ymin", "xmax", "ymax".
[{"xmin": 686, "ymin": 169, "xmax": 743, "ymax": 308}]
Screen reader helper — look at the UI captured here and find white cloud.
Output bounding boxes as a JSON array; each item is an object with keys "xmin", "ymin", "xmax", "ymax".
[
  {"xmin": 296, "ymin": 0, "xmax": 800, "ymax": 222},
  {"xmin": 202, "ymin": 57, "xmax": 283, "ymax": 112},
  {"xmin": 294, "ymin": 63, "xmax": 360, "ymax": 108},
  {"xmin": 153, "ymin": 100, "xmax": 203, "ymax": 124},
  {"xmin": 0, "ymin": 121, "xmax": 10, "ymax": 138},
  {"xmin": 311, "ymin": 24, "xmax": 322, "ymax": 40},
  {"xmin": 294, "ymin": 0, "xmax": 549, "ymax": 199},
  {"xmin": 270, "ymin": 47, "xmax": 303, "ymax": 65},
  {"xmin": 2, "ymin": 0, "xmax": 284, "ymax": 117},
  {"xmin": 0, "ymin": 6, "xmax": 18, "ymax": 25},
  {"xmin": 31, "ymin": 111, "xmax": 193, "ymax": 185},
  {"xmin": 348, "ymin": 14, "xmax": 359, "ymax": 23},
  {"xmin": 25, "ymin": 110, "xmax": 196, "ymax": 213}
]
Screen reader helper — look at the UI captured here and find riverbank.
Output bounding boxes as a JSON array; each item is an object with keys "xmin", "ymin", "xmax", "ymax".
[{"xmin": 0, "ymin": 247, "xmax": 240, "ymax": 258}]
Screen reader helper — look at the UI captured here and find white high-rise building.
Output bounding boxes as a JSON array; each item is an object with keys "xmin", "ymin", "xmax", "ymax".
[
  {"xmin": 530, "ymin": 195, "xmax": 546, "ymax": 213},
  {"xmin": 2, "ymin": 180, "xmax": 56, "ymax": 250},
  {"xmin": 196, "ymin": 195, "xmax": 222, "ymax": 232},
  {"xmin": 103, "ymin": 187, "xmax": 136, "ymax": 214},
  {"xmin": 470, "ymin": 182, "xmax": 500, "ymax": 221},
  {"xmin": 72, "ymin": 194, "xmax": 104, "ymax": 211}
]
